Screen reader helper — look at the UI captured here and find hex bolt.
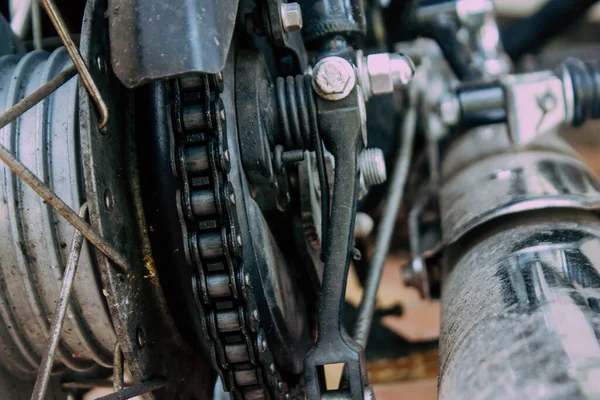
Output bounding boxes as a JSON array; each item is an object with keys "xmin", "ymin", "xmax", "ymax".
[
  {"xmin": 281, "ymin": 2, "xmax": 303, "ymax": 32},
  {"xmin": 312, "ymin": 56, "xmax": 357, "ymax": 101},
  {"xmin": 359, "ymin": 148, "xmax": 387, "ymax": 187},
  {"xmin": 364, "ymin": 53, "xmax": 415, "ymax": 97}
]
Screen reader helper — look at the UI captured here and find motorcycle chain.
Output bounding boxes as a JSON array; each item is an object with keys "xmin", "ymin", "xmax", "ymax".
[{"xmin": 169, "ymin": 74, "xmax": 288, "ymax": 400}]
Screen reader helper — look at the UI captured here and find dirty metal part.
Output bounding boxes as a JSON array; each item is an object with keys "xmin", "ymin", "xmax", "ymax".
[
  {"xmin": 298, "ymin": 0, "xmax": 365, "ymax": 45},
  {"xmin": 80, "ymin": 1, "xmax": 215, "ymax": 398},
  {"xmin": 440, "ymin": 127, "xmax": 600, "ymax": 245},
  {"xmin": 31, "ymin": 204, "xmax": 88, "ymax": 400},
  {"xmin": 142, "ymin": 48, "xmax": 313, "ymax": 398},
  {"xmin": 113, "ymin": 343, "xmax": 124, "ymax": 392},
  {"xmin": 304, "ymin": 83, "xmax": 368, "ymax": 400},
  {"xmin": 359, "ymin": 148, "xmax": 387, "ymax": 187},
  {"xmin": 281, "ymin": 2, "xmax": 303, "ymax": 32},
  {"xmin": 0, "ymin": 47, "xmax": 115, "ymax": 378},
  {"xmin": 96, "ymin": 377, "xmax": 168, "ymax": 400},
  {"xmin": 440, "ymin": 211, "xmax": 600, "ymax": 400},
  {"xmin": 107, "ymin": 0, "xmax": 239, "ymax": 87},
  {"xmin": 353, "ymin": 104, "xmax": 417, "ymax": 346},
  {"xmin": 312, "ymin": 56, "xmax": 356, "ymax": 101},
  {"xmin": 40, "ymin": 0, "xmax": 109, "ymax": 128},
  {"xmin": 255, "ymin": 0, "xmax": 308, "ymax": 72},
  {"xmin": 235, "ymin": 50, "xmax": 276, "ymax": 185},
  {"xmin": 299, "ymin": 150, "xmax": 334, "ymax": 251}
]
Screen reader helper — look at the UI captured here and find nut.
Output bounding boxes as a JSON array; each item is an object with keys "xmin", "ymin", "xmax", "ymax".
[
  {"xmin": 281, "ymin": 2, "xmax": 303, "ymax": 32},
  {"xmin": 366, "ymin": 53, "xmax": 415, "ymax": 96},
  {"xmin": 312, "ymin": 56, "xmax": 356, "ymax": 100}
]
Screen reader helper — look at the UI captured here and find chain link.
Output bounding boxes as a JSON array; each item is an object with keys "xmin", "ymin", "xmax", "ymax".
[{"xmin": 169, "ymin": 74, "xmax": 288, "ymax": 400}]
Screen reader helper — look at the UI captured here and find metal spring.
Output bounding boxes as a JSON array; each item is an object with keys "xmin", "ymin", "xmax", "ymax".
[{"xmin": 276, "ymin": 74, "xmax": 317, "ymax": 151}]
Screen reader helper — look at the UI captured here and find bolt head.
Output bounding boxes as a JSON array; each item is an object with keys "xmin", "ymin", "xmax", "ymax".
[
  {"xmin": 312, "ymin": 56, "xmax": 356, "ymax": 100},
  {"xmin": 281, "ymin": 2, "xmax": 303, "ymax": 32}
]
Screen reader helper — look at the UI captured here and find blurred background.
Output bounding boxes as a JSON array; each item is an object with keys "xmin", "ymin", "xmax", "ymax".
[{"xmin": 338, "ymin": 1, "xmax": 600, "ymax": 398}]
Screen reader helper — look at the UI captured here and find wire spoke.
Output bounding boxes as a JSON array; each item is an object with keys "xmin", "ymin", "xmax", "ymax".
[
  {"xmin": 30, "ymin": 203, "xmax": 88, "ymax": 400},
  {"xmin": 0, "ymin": 65, "xmax": 77, "ymax": 130},
  {"xmin": 0, "ymin": 139, "xmax": 129, "ymax": 273},
  {"xmin": 40, "ymin": 0, "xmax": 109, "ymax": 129}
]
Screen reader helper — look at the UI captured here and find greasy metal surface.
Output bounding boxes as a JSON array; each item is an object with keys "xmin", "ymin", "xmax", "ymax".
[
  {"xmin": 440, "ymin": 126, "xmax": 600, "ymax": 243},
  {"xmin": 80, "ymin": 1, "xmax": 216, "ymax": 398},
  {"xmin": 0, "ymin": 47, "xmax": 115, "ymax": 378},
  {"xmin": 304, "ymin": 86, "xmax": 367, "ymax": 400},
  {"xmin": 440, "ymin": 212, "xmax": 600, "ymax": 399},
  {"xmin": 107, "ymin": 0, "xmax": 239, "ymax": 87}
]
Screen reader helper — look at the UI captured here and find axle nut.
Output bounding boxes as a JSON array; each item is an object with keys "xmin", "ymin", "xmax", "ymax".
[{"xmin": 312, "ymin": 56, "xmax": 357, "ymax": 100}]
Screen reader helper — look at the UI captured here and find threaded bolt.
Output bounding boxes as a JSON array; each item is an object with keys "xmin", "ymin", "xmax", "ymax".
[{"xmin": 360, "ymin": 148, "xmax": 387, "ymax": 186}]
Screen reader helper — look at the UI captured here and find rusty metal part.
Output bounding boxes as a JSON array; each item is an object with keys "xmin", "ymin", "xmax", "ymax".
[
  {"xmin": 113, "ymin": 343, "xmax": 124, "ymax": 392},
  {"xmin": 96, "ymin": 377, "xmax": 168, "ymax": 400},
  {"xmin": 40, "ymin": 0, "xmax": 109, "ymax": 128}
]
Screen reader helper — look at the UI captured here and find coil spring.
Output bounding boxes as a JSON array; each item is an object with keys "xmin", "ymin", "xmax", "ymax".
[{"xmin": 275, "ymin": 74, "xmax": 318, "ymax": 152}]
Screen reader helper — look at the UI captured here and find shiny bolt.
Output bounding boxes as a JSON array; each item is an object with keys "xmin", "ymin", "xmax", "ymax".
[
  {"xmin": 366, "ymin": 52, "xmax": 415, "ymax": 96},
  {"xmin": 281, "ymin": 2, "xmax": 303, "ymax": 32},
  {"xmin": 229, "ymin": 192, "xmax": 236, "ymax": 205},
  {"xmin": 440, "ymin": 93, "xmax": 461, "ymax": 126},
  {"xmin": 360, "ymin": 148, "xmax": 387, "ymax": 186},
  {"xmin": 312, "ymin": 56, "xmax": 356, "ymax": 101}
]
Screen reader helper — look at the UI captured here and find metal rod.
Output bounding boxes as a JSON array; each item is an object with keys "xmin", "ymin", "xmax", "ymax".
[
  {"xmin": 30, "ymin": 203, "xmax": 88, "ymax": 400},
  {"xmin": 0, "ymin": 141, "xmax": 129, "ymax": 273},
  {"xmin": 31, "ymin": 0, "xmax": 43, "ymax": 50},
  {"xmin": 0, "ymin": 65, "xmax": 77, "ymax": 130},
  {"xmin": 408, "ymin": 190, "xmax": 432, "ymax": 300},
  {"xmin": 113, "ymin": 342, "xmax": 124, "ymax": 391},
  {"xmin": 62, "ymin": 379, "xmax": 118, "ymax": 390},
  {"xmin": 352, "ymin": 104, "xmax": 417, "ymax": 346},
  {"xmin": 40, "ymin": 0, "xmax": 109, "ymax": 129},
  {"xmin": 96, "ymin": 377, "xmax": 168, "ymax": 400}
]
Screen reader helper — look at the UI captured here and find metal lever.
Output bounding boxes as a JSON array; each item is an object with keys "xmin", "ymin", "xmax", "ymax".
[{"xmin": 304, "ymin": 57, "xmax": 368, "ymax": 400}]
